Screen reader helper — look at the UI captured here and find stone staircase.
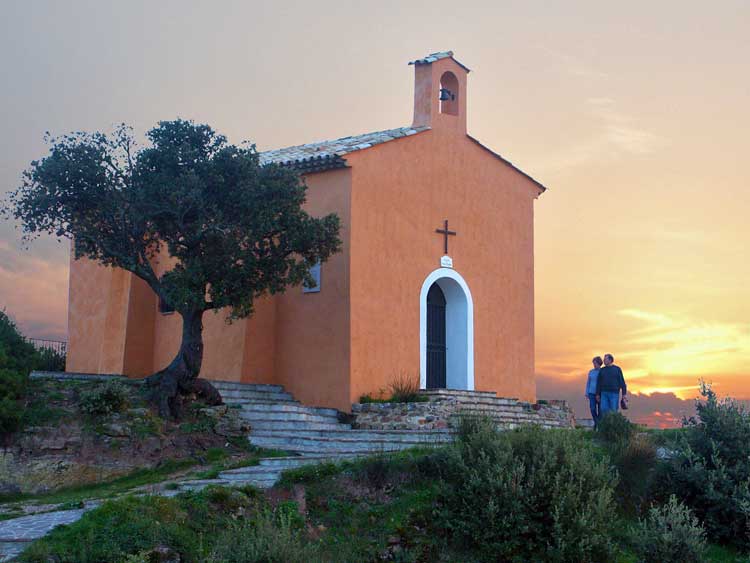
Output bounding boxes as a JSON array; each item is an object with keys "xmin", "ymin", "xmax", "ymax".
[
  {"xmin": 176, "ymin": 380, "xmax": 452, "ymax": 492},
  {"xmin": 421, "ymin": 389, "xmax": 572, "ymax": 429}
]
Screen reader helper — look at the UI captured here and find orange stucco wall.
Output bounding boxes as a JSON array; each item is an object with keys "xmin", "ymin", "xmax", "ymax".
[
  {"xmin": 346, "ymin": 128, "xmax": 538, "ymax": 404},
  {"xmin": 66, "ymin": 53, "xmax": 540, "ymax": 412},
  {"xmin": 344, "ymin": 56, "xmax": 540, "ymax": 404},
  {"xmin": 272, "ymin": 168, "xmax": 352, "ymax": 410}
]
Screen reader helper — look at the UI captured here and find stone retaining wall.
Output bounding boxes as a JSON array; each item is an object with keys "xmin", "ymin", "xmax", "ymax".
[{"xmin": 351, "ymin": 392, "xmax": 576, "ymax": 431}]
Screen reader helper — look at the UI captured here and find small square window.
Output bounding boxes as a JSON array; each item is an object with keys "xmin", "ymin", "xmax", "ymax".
[{"xmin": 303, "ymin": 262, "xmax": 321, "ymax": 293}]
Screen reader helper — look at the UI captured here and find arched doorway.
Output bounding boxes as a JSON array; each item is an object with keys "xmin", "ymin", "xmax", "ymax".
[
  {"xmin": 419, "ymin": 268, "xmax": 474, "ymax": 390},
  {"xmin": 426, "ymin": 283, "xmax": 447, "ymax": 389}
]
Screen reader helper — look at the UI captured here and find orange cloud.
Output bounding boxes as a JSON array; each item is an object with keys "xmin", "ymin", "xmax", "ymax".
[{"xmin": 0, "ymin": 242, "xmax": 68, "ymax": 339}]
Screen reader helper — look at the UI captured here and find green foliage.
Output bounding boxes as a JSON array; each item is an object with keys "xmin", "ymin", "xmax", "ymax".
[
  {"xmin": 598, "ymin": 410, "xmax": 635, "ymax": 444},
  {"xmin": 34, "ymin": 346, "xmax": 66, "ymax": 371},
  {"xmin": 208, "ymin": 508, "xmax": 320, "ymax": 563},
  {"xmin": 0, "ymin": 396, "xmax": 23, "ymax": 436},
  {"xmin": 19, "ymin": 488, "xmax": 316, "ymax": 563},
  {"xmin": 0, "ymin": 310, "xmax": 39, "ymax": 374},
  {"xmin": 279, "ymin": 460, "xmax": 343, "ymax": 486},
  {"xmin": 631, "ymin": 496, "xmax": 707, "ymax": 563},
  {"xmin": 613, "ymin": 433, "xmax": 659, "ymax": 515},
  {"xmin": 358, "ymin": 373, "xmax": 428, "ymax": 404},
  {"xmin": 656, "ymin": 382, "xmax": 750, "ymax": 550},
  {"xmin": 388, "ymin": 372, "xmax": 425, "ymax": 403},
  {"xmin": 79, "ymin": 380, "xmax": 130, "ymax": 416},
  {"xmin": 0, "ymin": 311, "xmax": 33, "ymax": 439},
  {"xmin": 0, "ymin": 459, "xmax": 196, "ymax": 505},
  {"xmin": 430, "ymin": 418, "xmax": 617, "ymax": 562}
]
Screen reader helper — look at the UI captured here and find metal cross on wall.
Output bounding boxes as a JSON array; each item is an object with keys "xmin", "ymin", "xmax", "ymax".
[{"xmin": 435, "ymin": 219, "xmax": 457, "ymax": 254}]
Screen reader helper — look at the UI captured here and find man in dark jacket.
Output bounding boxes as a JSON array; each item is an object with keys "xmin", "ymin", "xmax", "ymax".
[{"xmin": 595, "ymin": 354, "xmax": 627, "ymax": 415}]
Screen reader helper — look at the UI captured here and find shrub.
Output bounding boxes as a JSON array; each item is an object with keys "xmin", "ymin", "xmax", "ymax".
[
  {"xmin": 208, "ymin": 508, "xmax": 321, "ymax": 563},
  {"xmin": 388, "ymin": 372, "xmax": 426, "ymax": 403},
  {"xmin": 0, "ymin": 396, "xmax": 23, "ymax": 437},
  {"xmin": 614, "ymin": 432, "xmax": 658, "ymax": 515},
  {"xmin": 631, "ymin": 496, "xmax": 707, "ymax": 563},
  {"xmin": 0, "ymin": 310, "xmax": 39, "ymax": 374},
  {"xmin": 35, "ymin": 346, "xmax": 66, "ymax": 372},
  {"xmin": 431, "ymin": 418, "xmax": 617, "ymax": 562},
  {"xmin": 79, "ymin": 380, "xmax": 130, "ymax": 416},
  {"xmin": 19, "ymin": 488, "xmax": 269, "ymax": 562},
  {"xmin": 656, "ymin": 382, "xmax": 750, "ymax": 549},
  {"xmin": 0, "ymin": 368, "xmax": 28, "ymax": 440},
  {"xmin": 597, "ymin": 410, "xmax": 634, "ymax": 444}
]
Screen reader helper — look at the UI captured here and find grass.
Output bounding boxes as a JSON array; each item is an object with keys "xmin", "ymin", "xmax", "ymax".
[
  {"xmin": 0, "ymin": 459, "xmax": 196, "ymax": 506},
  {"xmin": 192, "ymin": 447, "xmax": 289, "ymax": 479}
]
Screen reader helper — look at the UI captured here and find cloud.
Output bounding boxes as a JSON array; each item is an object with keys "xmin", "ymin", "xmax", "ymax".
[
  {"xmin": 537, "ymin": 372, "xmax": 697, "ymax": 428},
  {"xmin": 539, "ymin": 48, "xmax": 610, "ymax": 80},
  {"xmin": 0, "ymin": 246, "xmax": 68, "ymax": 340},
  {"xmin": 615, "ymin": 309, "xmax": 750, "ymax": 395},
  {"xmin": 539, "ymin": 97, "xmax": 666, "ymax": 173}
]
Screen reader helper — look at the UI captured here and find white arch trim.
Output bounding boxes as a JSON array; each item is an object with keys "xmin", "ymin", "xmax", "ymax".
[{"xmin": 419, "ymin": 267, "xmax": 474, "ymax": 390}]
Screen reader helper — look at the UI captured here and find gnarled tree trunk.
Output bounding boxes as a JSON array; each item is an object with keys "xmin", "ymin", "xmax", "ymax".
[{"xmin": 146, "ymin": 308, "xmax": 222, "ymax": 418}]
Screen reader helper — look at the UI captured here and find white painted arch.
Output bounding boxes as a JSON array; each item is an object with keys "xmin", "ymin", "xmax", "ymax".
[{"xmin": 419, "ymin": 267, "xmax": 474, "ymax": 390}]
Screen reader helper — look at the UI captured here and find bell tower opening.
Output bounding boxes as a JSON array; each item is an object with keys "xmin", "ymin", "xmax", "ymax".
[{"xmin": 439, "ymin": 71, "xmax": 459, "ymax": 115}]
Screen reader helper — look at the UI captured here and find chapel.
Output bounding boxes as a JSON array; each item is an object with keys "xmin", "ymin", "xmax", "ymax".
[{"xmin": 66, "ymin": 51, "xmax": 547, "ymax": 412}]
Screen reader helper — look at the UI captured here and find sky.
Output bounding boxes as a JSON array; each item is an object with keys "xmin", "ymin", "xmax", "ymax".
[{"xmin": 1, "ymin": 1, "xmax": 748, "ymax": 426}]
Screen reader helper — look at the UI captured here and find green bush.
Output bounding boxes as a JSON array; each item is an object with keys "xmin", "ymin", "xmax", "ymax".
[
  {"xmin": 0, "ymin": 310, "xmax": 39, "ymax": 374},
  {"xmin": 208, "ymin": 508, "xmax": 321, "ymax": 563},
  {"xmin": 35, "ymin": 346, "xmax": 66, "ymax": 372},
  {"xmin": 0, "ymin": 396, "xmax": 23, "ymax": 437},
  {"xmin": 598, "ymin": 410, "xmax": 634, "ymax": 444},
  {"xmin": 656, "ymin": 382, "xmax": 750, "ymax": 549},
  {"xmin": 0, "ymin": 367, "xmax": 28, "ymax": 440},
  {"xmin": 79, "ymin": 380, "xmax": 130, "ymax": 416},
  {"xmin": 613, "ymin": 433, "xmax": 658, "ymax": 515},
  {"xmin": 631, "ymin": 496, "xmax": 707, "ymax": 563},
  {"xmin": 430, "ymin": 418, "xmax": 617, "ymax": 562}
]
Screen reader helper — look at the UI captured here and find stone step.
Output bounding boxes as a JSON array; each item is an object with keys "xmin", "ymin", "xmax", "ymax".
[
  {"xmin": 209, "ymin": 380, "xmax": 286, "ymax": 393},
  {"xmin": 228, "ymin": 454, "xmax": 362, "ymax": 475},
  {"xmin": 421, "ymin": 389, "xmax": 501, "ymax": 398},
  {"xmin": 454, "ymin": 408, "xmax": 539, "ymax": 420},
  {"xmin": 220, "ymin": 390, "xmax": 297, "ymax": 402},
  {"xmin": 251, "ymin": 428, "xmax": 453, "ymax": 441},
  {"xmin": 249, "ymin": 434, "xmax": 450, "ymax": 452},
  {"xmin": 238, "ymin": 412, "xmax": 340, "ymax": 424},
  {"xmin": 248, "ymin": 420, "xmax": 351, "ymax": 431},
  {"xmin": 235, "ymin": 403, "xmax": 339, "ymax": 417},
  {"xmin": 247, "ymin": 441, "xmax": 422, "ymax": 456}
]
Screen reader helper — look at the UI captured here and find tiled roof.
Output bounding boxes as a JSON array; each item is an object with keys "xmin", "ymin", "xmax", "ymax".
[
  {"xmin": 408, "ymin": 51, "xmax": 471, "ymax": 73},
  {"xmin": 259, "ymin": 126, "xmax": 429, "ymax": 173}
]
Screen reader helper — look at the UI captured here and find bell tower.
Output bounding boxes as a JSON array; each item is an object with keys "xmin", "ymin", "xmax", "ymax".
[{"xmin": 409, "ymin": 51, "xmax": 470, "ymax": 135}]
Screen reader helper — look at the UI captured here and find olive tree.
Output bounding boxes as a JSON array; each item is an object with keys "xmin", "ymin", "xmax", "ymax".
[{"xmin": 6, "ymin": 120, "xmax": 341, "ymax": 417}]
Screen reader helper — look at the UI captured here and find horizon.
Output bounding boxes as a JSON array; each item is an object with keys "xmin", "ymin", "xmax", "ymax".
[{"xmin": 2, "ymin": 1, "xmax": 748, "ymax": 427}]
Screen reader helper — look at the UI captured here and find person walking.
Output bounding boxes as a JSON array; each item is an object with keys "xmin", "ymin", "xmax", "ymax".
[
  {"xmin": 595, "ymin": 354, "xmax": 627, "ymax": 415},
  {"xmin": 585, "ymin": 356, "xmax": 603, "ymax": 428}
]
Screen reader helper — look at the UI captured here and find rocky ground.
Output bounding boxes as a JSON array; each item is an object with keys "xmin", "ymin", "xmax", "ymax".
[{"xmin": 0, "ymin": 376, "xmax": 250, "ymax": 497}]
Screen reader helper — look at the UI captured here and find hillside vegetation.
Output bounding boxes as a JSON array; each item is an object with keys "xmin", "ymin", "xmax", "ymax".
[{"xmin": 17, "ymin": 398, "xmax": 750, "ymax": 563}]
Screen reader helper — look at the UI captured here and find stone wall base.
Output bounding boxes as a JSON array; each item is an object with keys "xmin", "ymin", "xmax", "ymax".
[{"xmin": 351, "ymin": 390, "xmax": 576, "ymax": 431}]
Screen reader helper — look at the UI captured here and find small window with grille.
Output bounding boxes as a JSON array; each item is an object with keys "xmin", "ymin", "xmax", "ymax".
[{"xmin": 303, "ymin": 262, "xmax": 321, "ymax": 293}]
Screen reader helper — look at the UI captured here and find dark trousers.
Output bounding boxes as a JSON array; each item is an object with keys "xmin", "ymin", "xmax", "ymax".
[{"xmin": 588, "ymin": 393, "xmax": 600, "ymax": 426}]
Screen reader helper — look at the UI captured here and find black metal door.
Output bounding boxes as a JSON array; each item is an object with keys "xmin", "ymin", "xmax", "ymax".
[{"xmin": 426, "ymin": 283, "xmax": 447, "ymax": 389}]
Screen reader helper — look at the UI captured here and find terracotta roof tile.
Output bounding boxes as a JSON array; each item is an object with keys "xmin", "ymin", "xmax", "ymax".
[
  {"xmin": 408, "ymin": 51, "xmax": 471, "ymax": 73},
  {"xmin": 259, "ymin": 126, "xmax": 430, "ymax": 169}
]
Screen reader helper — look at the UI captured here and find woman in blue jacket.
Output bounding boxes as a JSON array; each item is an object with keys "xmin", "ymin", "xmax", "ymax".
[{"xmin": 585, "ymin": 356, "xmax": 603, "ymax": 427}]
